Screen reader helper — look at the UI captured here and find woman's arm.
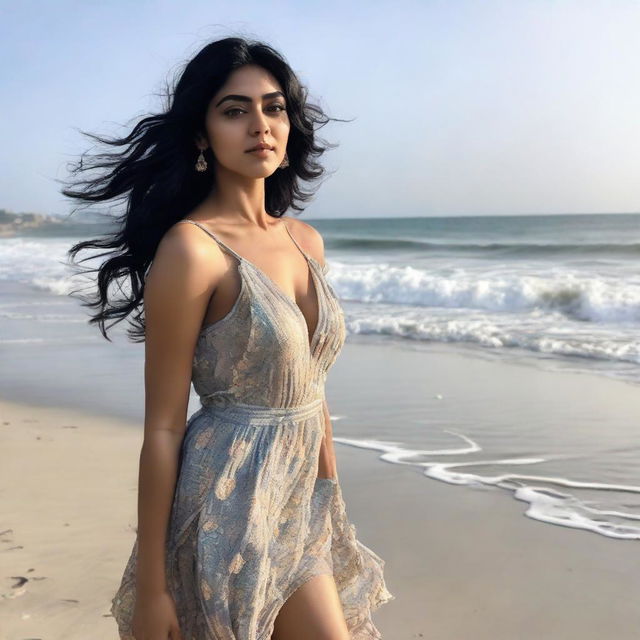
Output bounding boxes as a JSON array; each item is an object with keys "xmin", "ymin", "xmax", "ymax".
[
  {"xmin": 134, "ymin": 223, "xmax": 220, "ymax": 597},
  {"xmin": 318, "ymin": 397, "xmax": 338, "ymax": 479}
]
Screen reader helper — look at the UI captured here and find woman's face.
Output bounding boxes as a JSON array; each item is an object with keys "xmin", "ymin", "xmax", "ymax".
[{"xmin": 197, "ymin": 64, "xmax": 290, "ymax": 178}]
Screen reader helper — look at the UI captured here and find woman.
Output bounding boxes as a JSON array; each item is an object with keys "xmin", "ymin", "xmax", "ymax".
[{"xmin": 63, "ymin": 36, "xmax": 394, "ymax": 639}]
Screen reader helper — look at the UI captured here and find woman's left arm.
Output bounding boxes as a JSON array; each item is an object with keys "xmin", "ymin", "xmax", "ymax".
[{"xmin": 318, "ymin": 397, "xmax": 338, "ymax": 479}]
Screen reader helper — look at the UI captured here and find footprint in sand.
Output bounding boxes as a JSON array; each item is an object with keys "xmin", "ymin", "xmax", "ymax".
[
  {"xmin": 0, "ymin": 529, "xmax": 22, "ymax": 551},
  {"xmin": 10, "ymin": 576, "xmax": 28, "ymax": 588},
  {"xmin": 2, "ymin": 575, "xmax": 28, "ymax": 599}
]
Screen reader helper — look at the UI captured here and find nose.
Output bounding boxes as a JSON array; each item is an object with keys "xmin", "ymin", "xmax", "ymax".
[{"xmin": 251, "ymin": 108, "xmax": 270, "ymax": 134}]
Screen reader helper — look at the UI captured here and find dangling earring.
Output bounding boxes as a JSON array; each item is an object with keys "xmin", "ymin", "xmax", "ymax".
[
  {"xmin": 279, "ymin": 152, "xmax": 289, "ymax": 169},
  {"xmin": 195, "ymin": 148, "xmax": 208, "ymax": 172}
]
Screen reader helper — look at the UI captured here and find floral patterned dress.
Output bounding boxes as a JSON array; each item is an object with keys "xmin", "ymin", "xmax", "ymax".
[{"xmin": 110, "ymin": 218, "xmax": 394, "ymax": 639}]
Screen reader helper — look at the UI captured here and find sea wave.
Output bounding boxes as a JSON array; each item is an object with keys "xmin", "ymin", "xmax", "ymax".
[{"xmin": 328, "ymin": 263, "xmax": 640, "ymax": 324}]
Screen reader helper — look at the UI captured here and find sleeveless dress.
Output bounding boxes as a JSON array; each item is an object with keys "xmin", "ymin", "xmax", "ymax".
[{"xmin": 110, "ymin": 218, "xmax": 394, "ymax": 639}]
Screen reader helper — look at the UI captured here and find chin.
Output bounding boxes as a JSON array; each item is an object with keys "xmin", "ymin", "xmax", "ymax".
[{"xmin": 236, "ymin": 166, "xmax": 276, "ymax": 179}]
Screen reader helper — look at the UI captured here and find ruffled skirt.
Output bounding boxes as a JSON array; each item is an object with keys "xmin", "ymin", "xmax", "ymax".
[{"xmin": 110, "ymin": 398, "xmax": 394, "ymax": 639}]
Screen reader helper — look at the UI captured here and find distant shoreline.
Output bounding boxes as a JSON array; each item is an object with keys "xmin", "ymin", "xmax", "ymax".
[{"xmin": 0, "ymin": 210, "xmax": 66, "ymax": 238}]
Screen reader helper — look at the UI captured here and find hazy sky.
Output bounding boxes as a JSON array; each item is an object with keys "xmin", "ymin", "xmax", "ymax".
[{"xmin": 1, "ymin": 0, "xmax": 639, "ymax": 218}]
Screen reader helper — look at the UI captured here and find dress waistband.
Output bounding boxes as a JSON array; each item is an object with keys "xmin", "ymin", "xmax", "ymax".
[{"xmin": 198, "ymin": 397, "xmax": 324, "ymax": 426}]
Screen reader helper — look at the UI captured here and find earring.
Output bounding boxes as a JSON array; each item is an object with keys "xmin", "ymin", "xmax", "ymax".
[
  {"xmin": 195, "ymin": 148, "xmax": 208, "ymax": 172},
  {"xmin": 279, "ymin": 152, "xmax": 289, "ymax": 169}
]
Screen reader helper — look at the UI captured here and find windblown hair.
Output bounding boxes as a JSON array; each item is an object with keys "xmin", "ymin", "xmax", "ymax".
[{"xmin": 61, "ymin": 35, "xmax": 347, "ymax": 343}]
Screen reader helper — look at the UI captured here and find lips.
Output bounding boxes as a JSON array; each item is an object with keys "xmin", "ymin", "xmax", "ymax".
[{"xmin": 246, "ymin": 144, "xmax": 274, "ymax": 152}]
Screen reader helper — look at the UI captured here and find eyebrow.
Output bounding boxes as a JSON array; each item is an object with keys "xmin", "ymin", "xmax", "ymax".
[{"xmin": 215, "ymin": 91, "xmax": 285, "ymax": 108}]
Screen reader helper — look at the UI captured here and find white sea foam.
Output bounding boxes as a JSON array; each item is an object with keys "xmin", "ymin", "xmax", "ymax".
[
  {"xmin": 333, "ymin": 433, "xmax": 640, "ymax": 540},
  {"xmin": 327, "ymin": 261, "xmax": 640, "ymax": 324}
]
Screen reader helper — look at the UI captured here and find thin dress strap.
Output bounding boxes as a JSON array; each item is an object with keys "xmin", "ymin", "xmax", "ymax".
[
  {"xmin": 282, "ymin": 220, "xmax": 312, "ymax": 263},
  {"xmin": 283, "ymin": 220, "xmax": 330, "ymax": 274},
  {"xmin": 176, "ymin": 219, "xmax": 244, "ymax": 263}
]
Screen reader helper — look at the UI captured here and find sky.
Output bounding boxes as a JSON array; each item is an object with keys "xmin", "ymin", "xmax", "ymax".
[{"xmin": 1, "ymin": 0, "xmax": 639, "ymax": 219}]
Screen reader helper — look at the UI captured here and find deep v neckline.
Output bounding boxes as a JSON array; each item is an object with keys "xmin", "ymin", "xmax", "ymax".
[
  {"xmin": 240, "ymin": 255, "xmax": 325, "ymax": 354},
  {"xmin": 181, "ymin": 218, "xmax": 325, "ymax": 356}
]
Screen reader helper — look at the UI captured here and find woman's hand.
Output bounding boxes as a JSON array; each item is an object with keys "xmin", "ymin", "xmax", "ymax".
[{"xmin": 131, "ymin": 590, "xmax": 184, "ymax": 640}]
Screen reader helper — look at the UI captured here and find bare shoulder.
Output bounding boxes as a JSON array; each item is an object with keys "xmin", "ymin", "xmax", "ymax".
[
  {"xmin": 156, "ymin": 220, "xmax": 209, "ymax": 259},
  {"xmin": 143, "ymin": 221, "xmax": 227, "ymax": 329},
  {"xmin": 283, "ymin": 216, "xmax": 326, "ymax": 265},
  {"xmin": 155, "ymin": 220, "xmax": 227, "ymax": 278},
  {"xmin": 144, "ymin": 222, "xmax": 218, "ymax": 320}
]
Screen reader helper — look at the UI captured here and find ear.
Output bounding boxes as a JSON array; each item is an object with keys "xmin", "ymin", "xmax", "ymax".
[{"xmin": 194, "ymin": 131, "xmax": 208, "ymax": 149}]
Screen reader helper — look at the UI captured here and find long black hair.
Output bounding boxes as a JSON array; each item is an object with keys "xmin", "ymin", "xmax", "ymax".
[{"xmin": 61, "ymin": 35, "xmax": 347, "ymax": 343}]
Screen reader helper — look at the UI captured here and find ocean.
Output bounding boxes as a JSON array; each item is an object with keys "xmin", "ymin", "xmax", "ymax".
[
  {"xmin": 310, "ymin": 213, "xmax": 640, "ymax": 384},
  {"xmin": 1, "ymin": 212, "xmax": 639, "ymax": 539}
]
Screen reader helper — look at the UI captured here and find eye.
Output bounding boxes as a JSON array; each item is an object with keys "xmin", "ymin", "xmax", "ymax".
[{"xmin": 224, "ymin": 104, "xmax": 286, "ymax": 118}]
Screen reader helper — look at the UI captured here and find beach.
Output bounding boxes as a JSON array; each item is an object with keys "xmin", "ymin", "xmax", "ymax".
[
  {"xmin": 2, "ymin": 339, "xmax": 639, "ymax": 639},
  {"xmin": 2, "ymin": 0, "xmax": 640, "ymax": 633}
]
